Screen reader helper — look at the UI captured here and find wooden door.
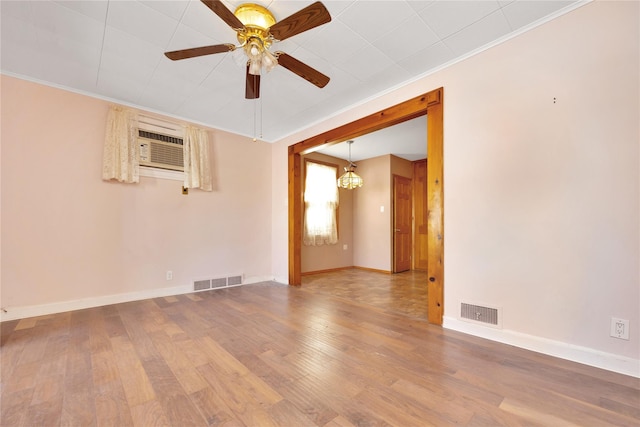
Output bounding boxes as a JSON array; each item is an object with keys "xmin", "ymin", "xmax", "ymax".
[{"xmin": 393, "ymin": 175, "xmax": 412, "ymax": 273}]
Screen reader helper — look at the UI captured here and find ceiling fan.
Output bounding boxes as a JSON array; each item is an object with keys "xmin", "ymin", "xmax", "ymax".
[{"xmin": 165, "ymin": 0, "xmax": 331, "ymax": 99}]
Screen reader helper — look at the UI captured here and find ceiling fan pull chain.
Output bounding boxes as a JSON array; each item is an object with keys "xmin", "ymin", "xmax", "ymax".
[{"xmin": 253, "ymin": 97, "xmax": 257, "ymax": 142}]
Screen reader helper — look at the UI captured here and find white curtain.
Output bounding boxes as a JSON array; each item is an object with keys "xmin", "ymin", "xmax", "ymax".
[
  {"xmin": 183, "ymin": 126, "xmax": 213, "ymax": 192},
  {"xmin": 303, "ymin": 161, "xmax": 338, "ymax": 246},
  {"xmin": 102, "ymin": 106, "xmax": 139, "ymax": 183}
]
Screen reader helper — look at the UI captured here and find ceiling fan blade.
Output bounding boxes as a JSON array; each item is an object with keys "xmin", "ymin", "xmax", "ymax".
[
  {"xmin": 165, "ymin": 44, "xmax": 235, "ymax": 60},
  {"xmin": 276, "ymin": 52, "xmax": 329, "ymax": 88},
  {"xmin": 245, "ymin": 65, "xmax": 261, "ymax": 99},
  {"xmin": 269, "ymin": 1, "xmax": 331, "ymax": 42},
  {"xmin": 201, "ymin": 0, "xmax": 245, "ymax": 30}
]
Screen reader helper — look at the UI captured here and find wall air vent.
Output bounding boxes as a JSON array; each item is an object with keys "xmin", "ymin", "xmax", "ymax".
[
  {"xmin": 460, "ymin": 302, "xmax": 502, "ymax": 328},
  {"xmin": 227, "ymin": 275, "xmax": 242, "ymax": 286},
  {"xmin": 193, "ymin": 279, "xmax": 211, "ymax": 291},
  {"xmin": 193, "ymin": 274, "xmax": 244, "ymax": 292},
  {"xmin": 211, "ymin": 278, "xmax": 227, "ymax": 288}
]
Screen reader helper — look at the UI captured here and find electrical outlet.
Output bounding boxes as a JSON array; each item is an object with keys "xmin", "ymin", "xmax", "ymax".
[
  {"xmin": 166, "ymin": 271, "xmax": 173, "ymax": 281},
  {"xmin": 610, "ymin": 317, "xmax": 629, "ymax": 340}
]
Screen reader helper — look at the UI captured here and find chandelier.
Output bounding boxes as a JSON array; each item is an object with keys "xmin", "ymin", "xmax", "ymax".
[{"xmin": 337, "ymin": 140, "xmax": 364, "ymax": 189}]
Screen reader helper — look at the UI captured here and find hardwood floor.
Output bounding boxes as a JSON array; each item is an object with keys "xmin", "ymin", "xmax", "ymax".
[
  {"xmin": 1, "ymin": 272, "xmax": 638, "ymax": 426},
  {"xmin": 302, "ymin": 269, "xmax": 429, "ymax": 320}
]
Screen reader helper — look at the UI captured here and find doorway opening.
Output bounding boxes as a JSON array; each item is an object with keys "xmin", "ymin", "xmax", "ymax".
[{"xmin": 288, "ymin": 88, "xmax": 444, "ymax": 324}]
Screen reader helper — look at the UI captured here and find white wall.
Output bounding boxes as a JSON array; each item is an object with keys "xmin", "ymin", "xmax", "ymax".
[
  {"xmin": 271, "ymin": 1, "xmax": 639, "ymax": 375},
  {"xmin": 270, "ymin": 132, "xmax": 289, "ymax": 284},
  {"xmin": 1, "ymin": 76, "xmax": 273, "ymax": 317}
]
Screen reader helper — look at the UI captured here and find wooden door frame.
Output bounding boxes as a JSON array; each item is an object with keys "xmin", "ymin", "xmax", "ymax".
[{"xmin": 288, "ymin": 87, "xmax": 444, "ymax": 325}]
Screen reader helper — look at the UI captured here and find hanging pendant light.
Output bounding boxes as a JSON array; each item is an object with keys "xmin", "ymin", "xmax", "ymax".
[{"xmin": 337, "ymin": 140, "xmax": 364, "ymax": 189}]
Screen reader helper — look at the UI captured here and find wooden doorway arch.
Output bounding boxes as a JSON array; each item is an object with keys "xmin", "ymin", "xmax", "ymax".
[{"xmin": 288, "ymin": 87, "xmax": 444, "ymax": 324}]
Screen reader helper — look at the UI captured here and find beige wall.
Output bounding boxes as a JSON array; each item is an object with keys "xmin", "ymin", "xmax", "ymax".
[
  {"xmin": 351, "ymin": 154, "xmax": 413, "ymax": 271},
  {"xmin": 353, "ymin": 155, "xmax": 391, "ymax": 271},
  {"xmin": 272, "ymin": 1, "xmax": 640, "ymax": 369},
  {"xmin": 1, "ymin": 75, "xmax": 272, "ymax": 312},
  {"xmin": 390, "ymin": 155, "xmax": 414, "ymax": 179}
]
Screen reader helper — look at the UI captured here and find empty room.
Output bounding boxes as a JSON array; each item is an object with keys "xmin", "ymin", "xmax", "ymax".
[{"xmin": 1, "ymin": 0, "xmax": 638, "ymax": 425}]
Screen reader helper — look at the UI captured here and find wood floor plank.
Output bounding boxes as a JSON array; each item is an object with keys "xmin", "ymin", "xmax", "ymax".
[
  {"xmin": 354, "ymin": 386, "xmax": 457, "ymax": 427},
  {"xmin": 323, "ymin": 415, "xmax": 359, "ymax": 427},
  {"xmin": 24, "ymin": 398, "xmax": 64, "ymax": 427},
  {"xmin": 499, "ymin": 398, "xmax": 583, "ymax": 427},
  {"xmin": 0, "ymin": 389, "xmax": 33, "ymax": 426},
  {"xmin": 267, "ymin": 399, "xmax": 320, "ymax": 427},
  {"xmin": 1, "ymin": 270, "xmax": 638, "ymax": 426},
  {"xmin": 139, "ymin": 355, "xmax": 205, "ymax": 426},
  {"xmin": 0, "ymin": 320, "xmax": 20, "ymax": 345},
  {"xmin": 198, "ymin": 335, "xmax": 251, "ymax": 376},
  {"xmin": 148, "ymin": 330, "xmax": 209, "ymax": 395},
  {"xmin": 453, "ymin": 367, "xmax": 639, "ymax": 426},
  {"xmin": 60, "ymin": 311, "xmax": 97, "ymax": 426},
  {"xmin": 2, "ymin": 361, "xmax": 40, "ymax": 395},
  {"xmin": 91, "ymin": 349, "xmax": 121, "ymax": 386},
  {"xmin": 110, "ymin": 335, "xmax": 157, "ymax": 407},
  {"xmin": 30, "ymin": 373, "xmax": 64, "ymax": 406},
  {"xmin": 196, "ymin": 362, "xmax": 270, "ymax": 425},
  {"xmin": 94, "ymin": 380, "xmax": 134, "ymax": 427},
  {"xmin": 129, "ymin": 399, "xmax": 171, "ymax": 426},
  {"xmin": 188, "ymin": 386, "xmax": 240, "ymax": 426},
  {"xmin": 243, "ymin": 408, "xmax": 281, "ymax": 427},
  {"xmin": 14, "ymin": 317, "xmax": 39, "ymax": 331},
  {"xmin": 390, "ymin": 378, "xmax": 476, "ymax": 424}
]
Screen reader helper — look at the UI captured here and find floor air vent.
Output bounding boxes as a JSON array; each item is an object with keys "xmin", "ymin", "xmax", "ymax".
[
  {"xmin": 460, "ymin": 302, "xmax": 502, "ymax": 328},
  {"xmin": 193, "ymin": 274, "xmax": 244, "ymax": 292}
]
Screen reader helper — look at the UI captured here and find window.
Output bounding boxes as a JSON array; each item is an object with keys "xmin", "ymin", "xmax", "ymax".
[
  {"xmin": 303, "ymin": 160, "xmax": 339, "ymax": 246},
  {"xmin": 103, "ymin": 107, "xmax": 211, "ymax": 190}
]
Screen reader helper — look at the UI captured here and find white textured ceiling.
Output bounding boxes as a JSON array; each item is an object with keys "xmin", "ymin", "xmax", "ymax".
[
  {"xmin": 318, "ymin": 115, "xmax": 427, "ymax": 162},
  {"xmin": 1, "ymin": 0, "xmax": 583, "ymax": 146}
]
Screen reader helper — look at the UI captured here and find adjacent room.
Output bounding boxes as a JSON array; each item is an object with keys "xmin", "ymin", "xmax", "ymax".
[
  {"xmin": 300, "ymin": 116, "xmax": 430, "ymax": 320},
  {"xmin": 1, "ymin": 0, "xmax": 638, "ymax": 425}
]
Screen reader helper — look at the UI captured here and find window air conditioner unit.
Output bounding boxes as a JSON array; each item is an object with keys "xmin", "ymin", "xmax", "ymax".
[{"xmin": 138, "ymin": 130, "xmax": 184, "ymax": 172}]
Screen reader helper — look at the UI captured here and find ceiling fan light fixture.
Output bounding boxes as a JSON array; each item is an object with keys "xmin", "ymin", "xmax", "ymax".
[
  {"xmin": 244, "ymin": 39, "xmax": 262, "ymax": 60},
  {"xmin": 263, "ymin": 49, "xmax": 278, "ymax": 72},
  {"xmin": 249, "ymin": 58, "xmax": 262, "ymax": 75},
  {"xmin": 233, "ymin": 4, "xmax": 276, "ymax": 31}
]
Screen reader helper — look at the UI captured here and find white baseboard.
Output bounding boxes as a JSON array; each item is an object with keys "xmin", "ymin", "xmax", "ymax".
[
  {"xmin": 443, "ymin": 316, "xmax": 640, "ymax": 378},
  {"xmin": 0, "ymin": 276, "xmax": 276, "ymax": 323},
  {"xmin": 243, "ymin": 275, "xmax": 279, "ymax": 285},
  {"xmin": 272, "ymin": 275, "xmax": 289, "ymax": 285}
]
